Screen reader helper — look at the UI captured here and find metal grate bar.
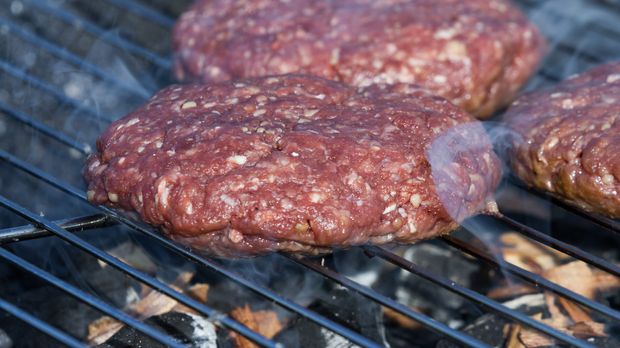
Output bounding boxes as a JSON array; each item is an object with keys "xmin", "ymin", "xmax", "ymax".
[
  {"xmin": 0, "ymin": 102, "xmax": 91, "ymax": 154},
  {"xmin": 495, "ymin": 213, "xmax": 620, "ymax": 277},
  {"xmin": 0, "ymin": 150, "xmax": 381, "ymax": 347},
  {"xmin": 0, "ymin": 214, "xmax": 112, "ymax": 245},
  {"xmin": 0, "ymin": 111, "xmax": 614, "ymax": 348},
  {"xmin": 0, "ymin": 248, "xmax": 185, "ymax": 348},
  {"xmin": 508, "ymin": 180, "xmax": 620, "ymax": 234},
  {"xmin": 536, "ymin": 69, "xmax": 563, "ymax": 82},
  {"xmin": 103, "ymin": 0, "xmax": 175, "ymax": 28},
  {"xmin": 2, "ymin": 82, "xmax": 618, "ymax": 346},
  {"xmin": 3, "ymin": 212, "xmax": 618, "ymax": 326},
  {"xmin": 0, "ymin": 194, "xmax": 275, "ymax": 347},
  {"xmin": 0, "ymin": 60, "xmax": 114, "ymax": 123},
  {"xmin": 0, "ymin": 214, "xmax": 380, "ymax": 348},
  {"xmin": 23, "ymin": 0, "xmax": 171, "ymax": 69},
  {"xmin": 0, "ymin": 150, "xmax": 95, "ymax": 199},
  {"xmin": 285, "ymin": 254, "xmax": 490, "ymax": 348},
  {"xmin": 101, "ymin": 212, "xmax": 383, "ymax": 348},
  {"xmin": 441, "ymin": 235, "xmax": 620, "ymax": 322},
  {"xmin": 0, "ymin": 16, "xmax": 151, "ymax": 99},
  {"xmin": 554, "ymin": 42, "xmax": 605, "ymax": 64},
  {"xmin": 364, "ymin": 246, "xmax": 594, "ymax": 348},
  {"xmin": 1, "ymin": 1, "xmax": 618, "ymax": 346},
  {"xmin": 0, "ymin": 297, "xmax": 86, "ymax": 348}
]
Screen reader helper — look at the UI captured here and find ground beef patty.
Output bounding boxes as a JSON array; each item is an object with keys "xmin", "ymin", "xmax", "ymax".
[
  {"xmin": 172, "ymin": 0, "xmax": 545, "ymax": 118},
  {"xmin": 85, "ymin": 75, "xmax": 500, "ymax": 257},
  {"xmin": 505, "ymin": 62, "xmax": 620, "ymax": 218}
]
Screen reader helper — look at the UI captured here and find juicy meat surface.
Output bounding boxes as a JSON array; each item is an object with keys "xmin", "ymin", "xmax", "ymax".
[
  {"xmin": 172, "ymin": 0, "xmax": 546, "ymax": 118},
  {"xmin": 85, "ymin": 74, "xmax": 501, "ymax": 257},
  {"xmin": 505, "ymin": 62, "xmax": 620, "ymax": 218}
]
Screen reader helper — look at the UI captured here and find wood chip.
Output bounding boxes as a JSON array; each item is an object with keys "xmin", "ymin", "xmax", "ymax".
[
  {"xmin": 383, "ymin": 306, "xmax": 422, "ymax": 330},
  {"xmin": 130, "ymin": 284, "xmax": 183, "ymax": 319},
  {"xmin": 106, "ymin": 242, "xmax": 157, "ymax": 274},
  {"xmin": 503, "ymin": 294, "xmax": 545, "ymax": 310},
  {"xmin": 505, "ymin": 323, "xmax": 526, "ymax": 348},
  {"xmin": 592, "ymin": 271, "xmax": 620, "ymax": 293},
  {"xmin": 543, "ymin": 261, "xmax": 600, "ymax": 323},
  {"xmin": 543, "ymin": 261, "xmax": 595, "ymax": 299},
  {"xmin": 496, "ymin": 235, "xmax": 619, "ymax": 347},
  {"xmin": 87, "ymin": 271, "xmax": 210, "ymax": 345},
  {"xmin": 488, "ymin": 283, "xmax": 537, "ymax": 299},
  {"xmin": 187, "ymin": 283, "xmax": 210, "ymax": 303},
  {"xmin": 230, "ymin": 305, "xmax": 283, "ymax": 348},
  {"xmin": 543, "ymin": 292, "xmax": 571, "ymax": 326},
  {"xmin": 173, "ymin": 283, "xmax": 210, "ymax": 314},
  {"xmin": 87, "ymin": 316, "xmax": 123, "ymax": 345},
  {"xmin": 174, "ymin": 271, "xmax": 194, "ymax": 287},
  {"xmin": 558, "ymin": 297, "xmax": 592, "ymax": 323},
  {"xmin": 519, "ymin": 329, "xmax": 555, "ymax": 348},
  {"xmin": 501, "ymin": 233, "xmax": 568, "ymax": 272},
  {"xmin": 518, "ymin": 313, "xmax": 562, "ymax": 348},
  {"xmin": 517, "ymin": 313, "xmax": 608, "ymax": 347},
  {"xmin": 568, "ymin": 321, "xmax": 607, "ymax": 339},
  {"xmin": 132, "ymin": 272, "xmax": 195, "ymax": 317},
  {"xmin": 519, "ymin": 320, "xmax": 607, "ymax": 347}
]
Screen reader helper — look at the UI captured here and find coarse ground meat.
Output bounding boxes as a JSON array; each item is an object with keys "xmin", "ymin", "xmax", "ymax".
[
  {"xmin": 505, "ymin": 62, "xmax": 620, "ymax": 218},
  {"xmin": 172, "ymin": 0, "xmax": 546, "ymax": 119},
  {"xmin": 84, "ymin": 74, "xmax": 501, "ymax": 257}
]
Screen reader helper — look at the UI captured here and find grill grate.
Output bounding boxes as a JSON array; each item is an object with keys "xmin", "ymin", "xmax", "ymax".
[{"xmin": 0, "ymin": 0, "xmax": 619, "ymax": 347}]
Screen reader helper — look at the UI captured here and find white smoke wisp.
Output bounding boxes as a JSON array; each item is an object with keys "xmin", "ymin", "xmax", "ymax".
[
  {"xmin": 425, "ymin": 122, "xmax": 503, "ymax": 222},
  {"xmin": 523, "ymin": 0, "xmax": 620, "ymax": 91},
  {"xmin": 425, "ymin": 120, "xmax": 556, "ymax": 296}
]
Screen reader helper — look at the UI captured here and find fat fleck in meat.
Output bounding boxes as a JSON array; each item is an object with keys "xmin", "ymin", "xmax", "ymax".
[
  {"xmin": 85, "ymin": 74, "xmax": 501, "ymax": 257},
  {"xmin": 172, "ymin": 0, "xmax": 546, "ymax": 118},
  {"xmin": 505, "ymin": 62, "xmax": 620, "ymax": 218}
]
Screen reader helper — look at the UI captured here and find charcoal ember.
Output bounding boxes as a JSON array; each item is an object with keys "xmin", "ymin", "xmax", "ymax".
[
  {"xmin": 331, "ymin": 249, "xmax": 384, "ymax": 288},
  {"xmin": 213, "ymin": 254, "xmax": 326, "ymax": 311},
  {"xmin": 436, "ymin": 314, "xmax": 620, "ymax": 348},
  {"xmin": 435, "ymin": 294, "xmax": 546, "ymax": 347},
  {"xmin": 548, "ymin": 206, "xmax": 620, "ymax": 263},
  {"xmin": 0, "ymin": 242, "xmax": 140, "ymax": 347},
  {"xmin": 585, "ymin": 335, "xmax": 620, "ymax": 348},
  {"xmin": 375, "ymin": 241, "xmax": 491, "ymax": 326},
  {"xmin": 435, "ymin": 314, "xmax": 509, "ymax": 348},
  {"xmin": 0, "ymin": 285, "xmax": 102, "ymax": 347},
  {"xmin": 99, "ymin": 312, "xmax": 217, "ymax": 348},
  {"xmin": 274, "ymin": 288, "xmax": 388, "ymax": 347},
  {"xmin": 437, "ymin": 294, "xmax": 620, "ymax": 348}
]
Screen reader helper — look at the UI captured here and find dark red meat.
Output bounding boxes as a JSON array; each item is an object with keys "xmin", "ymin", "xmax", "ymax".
[
  {"xmin": 172, "ymin": 0, "xmax": 546, "ymax": 118},
  {"xmin": 85, "ymin": 74, "xmax": 500, "ymax": 257},
  {"xmin": 505, "ymin": 62, "xmax": 620, "ymax": 218}
]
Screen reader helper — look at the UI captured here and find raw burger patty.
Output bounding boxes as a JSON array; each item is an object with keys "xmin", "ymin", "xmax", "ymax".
[
  {"xmin": 85, "ymin": 74, "xmax": 501, "ymax": 257},
  {"xmin": 172, "ymin": 0, "xmax": 546, "ymax": 118},
  {"xmin": 505, "ymin": 62, "xmax": 620, "ymax": 218}
]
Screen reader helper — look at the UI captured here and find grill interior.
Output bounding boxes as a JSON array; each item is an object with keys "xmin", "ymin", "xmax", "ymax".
[{"xmin": 0, "ymin": 0, "xmax": 619, "ymax": 347}]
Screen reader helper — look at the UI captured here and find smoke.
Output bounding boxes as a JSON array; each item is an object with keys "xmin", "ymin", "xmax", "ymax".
[
  {"xmin": 523, "ymin": 0, "xmax": 620, "ymax": 90},
  {"xmin": 425, "ymin": 121, "xmax": 502, "ymax": 222},
  {"xmin": 423, "ymin": 116, "xmax": 559, "ymax": 302},
  {"xmin": 220, "ymin": 253, "xmax": 327, "ymax": 309}
]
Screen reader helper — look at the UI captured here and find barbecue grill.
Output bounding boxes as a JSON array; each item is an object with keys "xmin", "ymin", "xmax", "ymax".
[{"xmin": 0, "ymin": 0, "xmax": 619, "ymax": 347}]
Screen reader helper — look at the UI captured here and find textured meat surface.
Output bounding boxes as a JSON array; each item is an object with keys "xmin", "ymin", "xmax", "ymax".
[
  {"xmin": 85, "ymin": 75, "xmax": 500, "ymax": 257},
  {"xmin": 505, "ymin": 62, "xmax": 620, "ymax": 218},
  {"xmin": 172, "ymin": 0, "xmax": 545, "ymax": 118}
]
